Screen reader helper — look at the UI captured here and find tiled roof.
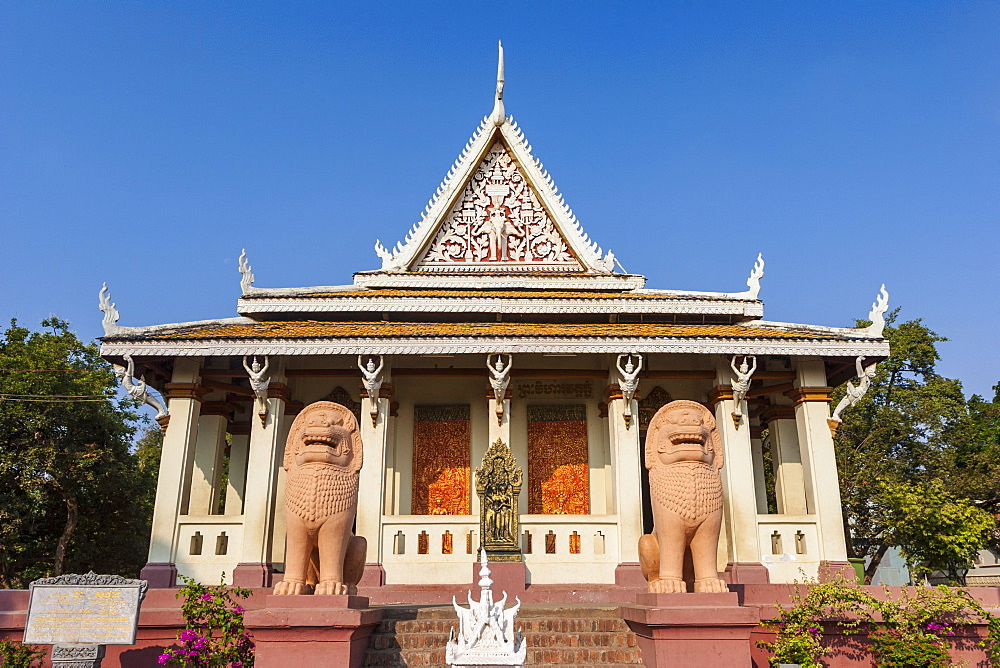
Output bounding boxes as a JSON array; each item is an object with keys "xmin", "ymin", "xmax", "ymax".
[
  {"xmin": 243, "ymin": 289, "xmax": 726, "ymax": 301},
  {"xmin": 137, "ymin": 321, "xmax": 846, "ymax": 341}
]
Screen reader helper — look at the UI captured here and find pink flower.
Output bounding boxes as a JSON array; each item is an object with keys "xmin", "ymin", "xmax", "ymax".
[
  {"xmin": 232, "ymin": 605, "xmax": 246, "ymax": 613},
  {"xmin": 201, "ymin": 593, "xmax": 213, "ymax": 601},
  {"xmin": 157, "ymin": 654, "xmax": 171, "ymax": 665}
]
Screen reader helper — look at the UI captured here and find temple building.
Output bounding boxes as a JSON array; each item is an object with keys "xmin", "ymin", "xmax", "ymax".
[{"xmin": 99, "ymin": 45, "xmax": 889, "ymax": 590}]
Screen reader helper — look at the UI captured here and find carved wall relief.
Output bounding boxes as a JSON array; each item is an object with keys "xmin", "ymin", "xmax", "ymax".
[
  {"xmin": 412, "ymin": 405, "xmax": 471, "ymax": 515},
  {"xmin": 526, "ymin": 404, "xmax": 590, "ymax": 515}
]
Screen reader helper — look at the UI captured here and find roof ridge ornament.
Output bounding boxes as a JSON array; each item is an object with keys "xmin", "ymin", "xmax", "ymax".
[
  {"xmin": 99, "ymin": 283, "xmax": 121, "ymax": 336},
  {"xmin": 239, "ymin": 249, "xmax": 255, "ymax": 295},
  {"xmin": 490, "ymin": 40, "xmax": 506, "ymax": 126},
  {"xmin": 745, "ymin": 253, "xmax": 764, "ymax": 299},
  {"xmin": 863, "ymin": 284, "xmax": 889, "ymax": 338}
]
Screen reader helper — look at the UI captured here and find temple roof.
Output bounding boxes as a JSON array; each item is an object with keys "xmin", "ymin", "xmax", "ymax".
[
  {"xmin": 97, "ymin": 45, "xmax": 889, "ymax": 363},
  {"xmin": 99, "ymin": 318, "xmax": 889, "ymax": 358}
]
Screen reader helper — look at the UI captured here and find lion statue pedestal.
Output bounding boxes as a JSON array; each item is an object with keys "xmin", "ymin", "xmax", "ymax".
[
  {"xmin": 273, "ymin": 401, "xmax": 367, "ymax": 596},
  {"xmin": 638, "ymin": 399, "xmax": 728, "ymax": 594}
]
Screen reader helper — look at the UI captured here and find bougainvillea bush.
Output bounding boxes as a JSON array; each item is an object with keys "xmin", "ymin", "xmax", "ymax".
[{"xmin": 158, "ymin": 577, "xmax": 254, "ymax": 667}]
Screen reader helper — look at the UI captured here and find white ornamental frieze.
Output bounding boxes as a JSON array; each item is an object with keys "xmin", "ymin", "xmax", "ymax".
[{"xmin": 416, "ymin": 141, "xmax": 584, "ymax": 272}]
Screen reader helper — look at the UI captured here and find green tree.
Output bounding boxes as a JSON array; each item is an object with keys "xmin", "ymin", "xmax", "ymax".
[
  {"xmin": 0, "ymin": 318, "xmax": 153, "ymax": 587},
  {"xmin": 879, "ymin": 479, "xmax": 995, "ymax": 584},
  {"xmin": 833, "ymin": 311, "xmax": 998, "ymax": 582}
]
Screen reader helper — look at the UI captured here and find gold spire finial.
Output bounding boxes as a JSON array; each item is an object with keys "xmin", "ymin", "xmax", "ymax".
[{"xmin": 490, "ymin": 40, "xmax": 506, "ymax": 125}]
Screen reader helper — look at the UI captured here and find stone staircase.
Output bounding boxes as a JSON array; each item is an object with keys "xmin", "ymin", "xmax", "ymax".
[{"xmin": 364, "ymin": 604, "xmax": 643, "ymax": 666}]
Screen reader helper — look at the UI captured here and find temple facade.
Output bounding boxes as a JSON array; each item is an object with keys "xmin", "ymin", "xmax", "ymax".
[{"xmin": 99, "ymin": 46, "xmax": 889, "ymax": 590}]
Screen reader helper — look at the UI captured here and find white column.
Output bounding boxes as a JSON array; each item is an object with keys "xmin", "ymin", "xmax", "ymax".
[
  {"xmin": 749, "ymin": 426, "xmax": 769, "ymax": 514},
  {"xmin": 224, "ymin": 430, "xmax": 250, "ymax": 516},
  {"xmin": 765, "ymin": 405, "xmax": 809, "ymax": 515},
  {"xmin": 607, "ymin": 369, "xmax": 643, "ymax": 564},
  {"xmin": 147, "ymin": 358, "xmax": 203, "ymax": 564},
  {"xmin": 711, "ymin": 367, "xmax": 759, "ymax": 564},
  {"xmin": 238, "ymin": 359, "xmax": 287, "ymax": 574},
  {"xmin": 793, "ymin": 359, "xmax": 848, "ymax": 561},
  {"xmin": 358, "ymin": 362, "xmax": 392, "ymax": 567},
  {"xmin": 186, "ymin": 414, "xmax": 228, "ymax": 515}
]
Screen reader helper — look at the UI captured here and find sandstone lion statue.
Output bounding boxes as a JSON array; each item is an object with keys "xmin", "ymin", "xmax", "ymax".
[
  {"xmin": 638, "ymin": 399, "xmax": 728, "ymax": 593},
  {"xmin": 273, "ymin": 401, "xmax": 367, "ymax": 596}
]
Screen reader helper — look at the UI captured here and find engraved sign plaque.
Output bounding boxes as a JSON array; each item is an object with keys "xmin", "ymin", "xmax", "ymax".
[{"xmin": 23, "ymin": 572, "xmax": 147, "ymax": 646}]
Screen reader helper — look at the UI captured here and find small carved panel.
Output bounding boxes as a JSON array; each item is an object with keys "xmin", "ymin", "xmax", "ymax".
[
  {"xmin": 323, "ymin": 386, "xmax": 362, "ymax": 423},
  {"xmin": 639, "ymin": 386, "xmax": 672, "ymax": 432}
]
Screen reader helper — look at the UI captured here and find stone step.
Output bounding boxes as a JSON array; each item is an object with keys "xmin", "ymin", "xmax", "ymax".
[
  {"xmin": 364, "ymin": 647, "xmax": 643, "ymax": 666},
  {"xmin": 364, "ymin": 605, "xmax": 643, "ymax": 666}
]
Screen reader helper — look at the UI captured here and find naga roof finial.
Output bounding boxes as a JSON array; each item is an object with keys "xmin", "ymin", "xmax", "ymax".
[{"xmin": 490, "ymin": 40, "xmax": 506, "ymax": 126}]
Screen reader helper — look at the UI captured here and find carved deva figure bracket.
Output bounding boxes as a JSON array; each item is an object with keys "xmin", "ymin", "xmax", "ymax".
[
  {"xmin": 616, "ymin": 353, "xmax": 642, "ymax": 429},
  {"xmin": 729, "ymin": 354, "xmax": 757, "ymax": 427},
  {"xmin": 638, "ymin": 400, "xmax": 728, "ymax": 593},
  {"xmin": 476, "ymin": 439, "xmax": 523, "ymax": 562},
  {"xmin": 827, "ymin": 356, "xmax": 878, "ymax": 437},
  {"xmin": 273, "ymin": 401, "xmax": 367, "ymax": 596},
  {"xmin": 113, "ymin": 354, "xmax": 169, "ymax": 430},
  {"xmin": 487, "ymin": 353, "xmax": 513, "ymax": 425},
  {"xmin": 358, "ymin": 354, "xmax": 384, "ymax": 425},
  {"xmin": 242, "ymin": 355, "xmax": 271, "ymax": 426}
]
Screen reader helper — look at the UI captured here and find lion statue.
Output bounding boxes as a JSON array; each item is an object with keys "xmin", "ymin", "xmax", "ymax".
[
  {"xmin": 638, "ymin": 399, "xmax": 728, "ymax": 593},
  {"xmin": 273, "ymin": 401, "xmax": 367, "ymax": 596}
]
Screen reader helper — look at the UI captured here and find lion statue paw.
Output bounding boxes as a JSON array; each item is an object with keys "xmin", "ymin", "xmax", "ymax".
[
  {"xmin": 314, "ymin": 580, "xmax": 349, "ymax": 596},
  {"xmin": 649, "ymin": 577, "xmax": 687, "ymax": 594},
  {"xmin": 693, "ymin": 577, "xmax": 729, "ymax": 593},
  {"xmin": 273, "ymin": 579, "xmax": 314, "ymax": 596}
]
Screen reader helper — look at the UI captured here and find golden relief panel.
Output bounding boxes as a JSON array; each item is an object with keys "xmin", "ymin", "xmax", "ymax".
[
  {"xmin": 412, "ymin": 405, "xmax": 471, "ymax": 515},
  {"xmin": 527, "ymin": 404, "xmax": 590, "ymax": 515}
]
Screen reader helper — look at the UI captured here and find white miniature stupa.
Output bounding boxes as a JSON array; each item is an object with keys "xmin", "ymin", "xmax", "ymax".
[{"xmin": 446, "ymin": 549, "xmax": 526, "ymax": 667}]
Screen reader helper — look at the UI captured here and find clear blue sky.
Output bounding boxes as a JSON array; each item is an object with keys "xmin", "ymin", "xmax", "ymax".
[{"xmin": 2, "ymin": 2, "xmax": 997, "ymax": 396}]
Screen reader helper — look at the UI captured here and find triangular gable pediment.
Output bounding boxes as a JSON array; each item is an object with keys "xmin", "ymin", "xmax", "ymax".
[
  {"xmin": 371, "ymin": 117, "xmax": 617, "ymax": 276},
  {"xmin": 415, "ymin": 136, "xmax": 584, "ymax": 272}
]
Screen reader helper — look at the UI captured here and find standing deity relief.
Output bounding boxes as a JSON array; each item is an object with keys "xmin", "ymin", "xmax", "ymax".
[{"xmin": 416, "ymin": 142, "xmax": 583, "ymax": 270}]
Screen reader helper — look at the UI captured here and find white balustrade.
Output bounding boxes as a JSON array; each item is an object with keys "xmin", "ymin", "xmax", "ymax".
[
  {"xmin": 380, "ymin": 514, "xmax": 620, "ymax": 584},
  {"xmin": 174, "ymin": 515, "xmax": 245, "ymax": 584}
]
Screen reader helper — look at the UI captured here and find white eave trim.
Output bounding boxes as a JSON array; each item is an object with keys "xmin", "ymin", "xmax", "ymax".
[
  {"xmin": 745, "ymin": 319, "xmax": 886, "ymax": 340},
  {"xmin": 352, "ymin": 272, "xmax": 646, "ymax": 290},
  {"xmin": 100, "ymin": 336, "xmax": 890, "ymax": 358},
  {"xmin": 98, "ymin": 317, "xmax": 256, "ymax": 340},
  {"xmin": 236, "ymin": 296, "xmax": 764, "ymax": 317}
]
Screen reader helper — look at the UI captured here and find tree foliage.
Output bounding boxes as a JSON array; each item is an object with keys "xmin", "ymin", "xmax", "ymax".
[
  {"xmin": 0, "ymin": 318, "xmax": 155, "ymax": 587},
  {"xmin": 879, "ymin": 479, "xmax": 995, "ymax": 584},
  {"xmin": 834, "ymin": 310, "xmax": 1000, "ymax": 582}
]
